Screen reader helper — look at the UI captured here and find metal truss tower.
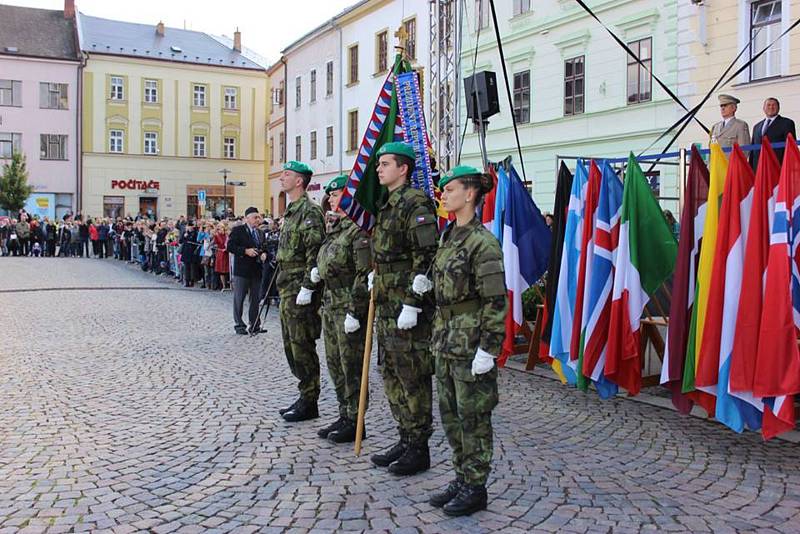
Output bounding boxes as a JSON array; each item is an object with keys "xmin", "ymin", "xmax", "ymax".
[{"xmin": 429, "ymin": 0, "xmax": 460, "ymax": 172}]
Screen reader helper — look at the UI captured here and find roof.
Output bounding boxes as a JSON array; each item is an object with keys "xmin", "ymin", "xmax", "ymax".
[
  {"xmin": 0, "ymin": 4, "xmax": 80, "ymax": 61},
  {"xmin": 209, "ymin": 34, "xmax": 270, "ymax": 69},
  {"xmin": 78, "ymin": 13, "xmax": 263, "ymax": 71}
]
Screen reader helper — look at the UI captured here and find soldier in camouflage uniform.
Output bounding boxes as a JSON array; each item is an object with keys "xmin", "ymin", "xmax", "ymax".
[
  {"xmin": 276, "ymin": 160, "xmax": 326, "ymax": 423},
  {"xmin": 368, "ymin": 142, "xmax": 439, "ymax": 476},
  {"xmin": 313, "ymin": 174, "xmax": 372, "ymax": 443},
  {"xmin": 422, "ymin": 165, "xmax": 507, "ymax": 516}
]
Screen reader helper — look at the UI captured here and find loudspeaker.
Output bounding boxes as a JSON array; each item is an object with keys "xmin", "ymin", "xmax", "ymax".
[{"xmin": 463, "ymin": 71, "xmax": 499, "ymax": 120}]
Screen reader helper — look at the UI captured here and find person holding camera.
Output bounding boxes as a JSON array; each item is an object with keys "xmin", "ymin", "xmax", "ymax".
[{"xmin": 227, "ymin": 207, "xmax": 267, "ymax": 335}]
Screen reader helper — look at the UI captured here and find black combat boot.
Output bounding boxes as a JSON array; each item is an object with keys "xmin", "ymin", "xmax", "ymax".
[
  {"xmin": 370, "ymin": 436, "xmax": 408, "ymax": 467},
  {"xmin": 442, "ymin": 484, "xmax": 488, "ymax": 516},
  {"xmin": 317, "ymin": 417, "xmax": 345, "ymax": 438},
  {"xmin": 282, "ymin": 399, "xmax": 319, "ymax": 422},
  {"xmin": 387, "ymin": 442, "xmax": 430, "ymax": 476},
  {"xmin": 429, "ymin": 477, "xmax": 464, "ymax": 508},
  {"xmin": 279, "ymin": 397, "xmax": 302, "ymax": 416},
  {"xmin": 327, "ymin": 419, "xmax": 366, "ymax": 443}
]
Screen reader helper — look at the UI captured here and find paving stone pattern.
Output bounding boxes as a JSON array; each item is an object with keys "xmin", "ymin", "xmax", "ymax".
[{"xmin": 1, "ymin": 257, "xmax": 800, "ymax": 533}]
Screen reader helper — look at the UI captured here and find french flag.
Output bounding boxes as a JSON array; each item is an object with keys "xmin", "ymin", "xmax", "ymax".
[{"xmin": 499, "ymin": 165, "xmax": 551, "ymax": 366}]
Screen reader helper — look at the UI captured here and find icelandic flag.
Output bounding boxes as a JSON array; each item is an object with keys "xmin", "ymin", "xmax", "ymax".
[
  {"xmin": 549, "ymin": 160, "xmax": 589, "ymax": 384},
  {"xmin": 492, "ymin": 165, "xmax": 509, "ymax": 242},
  {"xmin": 578, "ymin": 161, "xmax": 623, "ymax": 399},
  {"xmin": 500, "ymin": 164, "xmax": 551, "ymax": 366}
]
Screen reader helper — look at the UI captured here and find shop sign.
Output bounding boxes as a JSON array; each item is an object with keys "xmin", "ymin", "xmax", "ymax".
[{"xmin": 111, "ymin": 179, "xmax": 160, "ymax": 191}]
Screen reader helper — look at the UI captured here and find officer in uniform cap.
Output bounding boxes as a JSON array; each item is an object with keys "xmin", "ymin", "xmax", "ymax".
[
  {"xmin": 276, "ymin": 160, "xmax": 326, "ymax": 422},
  {"xmin": 710, "ymin": 94, "xmax": 750, "ymax": 149},
  {"xmin": 416, "ymin": 165, "xmax": 507, "ymax": 516},
  {"xmin": 313, "ymin": 174, "xmax": 372, "ymax": 443},
  {"xmin": 368, "ymin": 141, "xmax": 439, "ymax": 475}
]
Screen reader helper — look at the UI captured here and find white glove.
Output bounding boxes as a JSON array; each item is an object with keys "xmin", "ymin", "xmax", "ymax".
[
  {"xmin": 295, "ymin": 286, "xmax": 313, "ymax": 305},
  {"xmin": 412, "ymin": 274, "xmax": 433, "ymax": 296},
  {"xmin": 310, "ymin": 267, "xmax": 321, "ymax": 284},
  {"xmin": 397, "ymin": 304, "xmax": 422, "ymax": 330},
  {"xmin": 344, "ymin": 313, "xmax": 361, "ymax": 333},
  {"xmin": 471, "ymin": 347, "xmax": 495, "ymax": 376},
  {"xmin": 367, "ymin": 270, "xmax": 375, "ymax": 292}
]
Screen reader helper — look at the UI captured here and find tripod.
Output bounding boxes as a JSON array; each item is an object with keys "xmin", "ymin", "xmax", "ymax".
[{"xmin": 250, "ymin": 265, "xmax": 280, "ymax": 336}]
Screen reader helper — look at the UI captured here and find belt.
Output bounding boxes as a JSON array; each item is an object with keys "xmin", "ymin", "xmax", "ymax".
[
  {"xmin": 278, "ymin": 260, "xmax": 305, "ymax": 269},
  {"xmin": 325, "ymin": 275, "xmax": 354, "ymax": 290},
  {"xmin": 375, "ymin": 260, "xmax": 412, "ymax": 274},
  {"xmin": 439, "ymin": 299, "xmax": 480, "ymax": 320}
]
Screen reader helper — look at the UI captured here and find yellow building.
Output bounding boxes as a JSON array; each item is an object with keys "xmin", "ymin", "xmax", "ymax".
[{"xmin": 78, "ymin": 14, "xmax": 269, "ymax": 219}]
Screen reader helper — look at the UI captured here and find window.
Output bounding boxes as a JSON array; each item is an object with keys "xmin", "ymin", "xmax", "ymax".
[
  {"xmin": 224, "ymin": 137, "xmax": 236, "ymax": 159},
  {"xmin": 750, "ymin": 0, "xmax": 782, "ymax": 81},
  {"xmin": 513, "ymin": 71, "xmax": 530, "ymax": 123},
  {"xmin": 110, "ymin": 76, "xmax": 124, "ymax": 100},
  {"xmin": 310, "ymin": 131, "xmax": 317, "ymax": 160},
  {"xmin": 39, "ymin": 83, "xmax": 68, "ymax": 109},
  {"xmin": 404, "ymin": 18, "xmax": 417, "ymax": 61},
  {"xmin": 476, "ymin": 0, "xmax": 490, "ymax": 30},
  {"xmin": 40, "ymin": 134, "xmax": 67, "ymax": 160},
  {"xmin": 144, "ymin": 79, "xmax": 158, "ymax": 103},
  {"xmin": 348, "ymin": 110, "xmax": 359, "ymax": 151},
  {"xmin": 310, "ymin": 70, "xmax": 316, "ymax": 103},
  {"xmin": 193, "ymin": 135, "xmax": 206, "ymax": 157},
  {"xmin": 326, "ymin": 61, "xmax": 334, "ymax": 96},
  {"xmin": 0, "ymin": 80, "xmax": 22, "ymax": 107},
  {"xmin": 513, "ymin": 0, "xmax": 531, "ymax": 16},
  {"xmin": 627, "ymin": 38, "xmax": 652, "ymax": 104},
  {"xmin": 109, "ymin": 130, "xmax": 124, "ymax": 153},
  {"xmin": 295, "ymin": 76, "xmax": 301, "ymax": 108},
  {"xmin": 279, "ymin": 132, "xmax": 285, "ymax": 163},
  {"xmin": 273, "ymin": 83, "xmax": 284, "ymax": 106},
  {"xmin": 564, "ymin": 56, "xmax": 585, "ymax": 116},
  {"xmin": 376, "ymin": 31, "xmax": 388, "ymax": 73},
  {"xmin": 326, "ymin": 126, "xmax": 334, "ymax": 157},
  {"xmin": 348, "ymin": 45, "xmax": 359, "ymax": 85},
  {"xmin": 270, "ymin": 136, "xmax": 274, "ymax": 164},
  {"xmin": 144, "ymin": 132, "xmax": 158, "ymax": 155},
  {"xmin": 224, "ymin": 87, "xmax": 238, "ymax": 109},
  {"xmin": 295, "ymin": 135, "xmax": 302, "ymax": 161},
  {"xmin": 103, "ymin": 196, "xmax": 125, "ymax": 219},
  {"xmin": 193, "ymin": 84, "xmax": 206, "ymax": 107},
  {"xmin": 0, "ymin": 133, "xmax": 22, "ymax": 158}
]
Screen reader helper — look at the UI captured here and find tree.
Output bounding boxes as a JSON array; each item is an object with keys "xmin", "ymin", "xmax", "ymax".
[{"xmin": 0, "ymin": 151, "xmax": 33, "ymax": 213}]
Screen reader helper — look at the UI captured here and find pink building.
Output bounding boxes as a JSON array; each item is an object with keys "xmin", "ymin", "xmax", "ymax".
[{"xmin": 0, "ymin": 1, "xmax": 81, "ymax": 219}]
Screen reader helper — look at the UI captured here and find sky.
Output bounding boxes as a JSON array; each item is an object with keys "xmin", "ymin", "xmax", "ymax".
[{"xmin": 5, "ymin": 0, "xmax": 359, "ymax": 64}]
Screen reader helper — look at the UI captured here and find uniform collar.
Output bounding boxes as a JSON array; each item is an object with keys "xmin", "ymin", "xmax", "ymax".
[
  {"xmin": 444, "ymin": 215, "xmax": 481, "ymax": 245},
  {"xmin": 286, "ymin": 192, "xmax": 309, "ymax": 215},
  {"xmin": 387, "ymin": 183, "xmax": 409, "ymax": 207}
]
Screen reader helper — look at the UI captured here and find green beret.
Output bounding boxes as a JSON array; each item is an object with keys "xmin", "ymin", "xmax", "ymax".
[
  {"xmin": 376, "ymin": 142, "xmax": 416, "ymax": 160},
  {"xmin": 325, "ymin": 174, "xmax": 348, "ymax": 194},
  {"xmin": 438, "ymin": 165, "xmax": 483, "ymax": 188},
  {"xmin": 283, "ymin": 160, "xmax": 314, "ymax": 176}
]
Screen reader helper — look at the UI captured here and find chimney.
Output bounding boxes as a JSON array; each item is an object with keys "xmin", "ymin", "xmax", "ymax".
[
  {"xmin": 64, "ymin": 0, "xmax": 75, "ymax": 18},
  {"xmin": 156, "ymin": 21, "xmax": 165, "ymax": 37},
  {"xmin": 233, "ymin": 28, "xmax": 241, "ymax": 52}
]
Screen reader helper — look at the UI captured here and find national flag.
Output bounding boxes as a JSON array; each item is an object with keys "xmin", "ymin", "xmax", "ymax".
[
  {"xmin": 549, "ymin": 160, "xmax": 588, "ymax": 384},
  {"xmin": 500, "ymin": 164, "xmax": 551, "ymax": 366},
  {"xmin": 694, "ymin": 144, "xmax": 760, "ymax": 432},
  {"xmin": 681, "ymin": 144, "xmax": 727, "ymax": 418},
  {"xmin": 578, "ymin": 161, "xmax": 623, "ymax": 399},
  {"xmin": 339, "ymin": 54, "xmax": 411, "ymax": 231},
  {"xmin": 661, "ymin": 146, "xmax": 709, "ymax": 414},
  {"xmin": 570, "ymin": 161, "xmax": 601, "ymax": 386},
  {"xmin": 729, "ymin": 139, "xmax": 781, "ymax": 402},
  {"xmin": 481, "ymin": 166, "xmax": 498, "ymax": 231},
  {"xmin": 606, "ymin": 153, "xmax": 678, "ymax": 396},
  {"xmin": 540, "ymin": 163, "xmax": 575, "ymax": 364},
  {"xmin": 492, "ymin": 165, "xmax": 509, "ymax": 242}
]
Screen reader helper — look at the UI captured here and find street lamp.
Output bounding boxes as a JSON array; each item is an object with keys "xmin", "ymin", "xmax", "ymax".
[{"xmin": 218, "ymin": 168, "xmax": 231, "ymax": 218}]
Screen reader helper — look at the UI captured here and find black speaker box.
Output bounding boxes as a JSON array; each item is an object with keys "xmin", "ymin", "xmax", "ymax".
[{"xmin": 463, "ymin": 71, "xmax": 499, "ymax": 120}]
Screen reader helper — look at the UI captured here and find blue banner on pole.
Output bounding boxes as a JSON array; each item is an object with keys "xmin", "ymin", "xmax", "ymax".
[{"xmin": 395, "ymin": 71, "xmax": 435, "ymax": 199}]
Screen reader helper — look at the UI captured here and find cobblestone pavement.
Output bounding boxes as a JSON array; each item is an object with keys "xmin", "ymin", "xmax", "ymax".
[{"xmin": 2, "ymin": 257, "xmax": 800, "ymax": 533}]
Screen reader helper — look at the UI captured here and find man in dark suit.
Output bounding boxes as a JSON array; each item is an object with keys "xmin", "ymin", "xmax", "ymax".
[
  {"xmin": 750, "ymin": 97, "xmax": 796, "ymax": 170},
  {"xmin": 227, "ymin": 207, "xmax": 267, "ymax": 335}
]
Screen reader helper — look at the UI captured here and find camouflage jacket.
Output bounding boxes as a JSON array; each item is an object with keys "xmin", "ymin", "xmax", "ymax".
[
  {"xmin": 431, "ymin": 217, "xmax": 508, "ymax": 359},
  {"xmin": 276, "ymin": 193, "xmax": 324, "ymax": 296},
  {"xmin": 317, "ymin": 215, "xmax": 371, "ymax": 320},
  {"xmin": 372, "ymin": 184, "xmax": 439, "ymax": 316}
]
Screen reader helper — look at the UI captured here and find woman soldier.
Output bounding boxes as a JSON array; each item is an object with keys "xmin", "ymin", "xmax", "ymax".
[
  {"xmin": 311, "ymin": 174, "xmax": 372, "ymax": 443},
  {"xmin": 421, "ymin": 165, "xmax": 508, "ymax": 516}
]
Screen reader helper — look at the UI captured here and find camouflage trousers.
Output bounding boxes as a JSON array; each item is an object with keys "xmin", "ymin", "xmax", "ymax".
[
  {"xmin": 279, "ymin": 297, "xmax": 322, "ymax": 402},
  {"xmin": 376, "ymin": 316, "xmax": 433, "ymax": 445},
  {"xmin": 322, "ymin": 304, "xmax": 366, "ymax": 420},
  {"xmin": 435, "ymin": 356, "xmax": 498, "ymax": 486}
]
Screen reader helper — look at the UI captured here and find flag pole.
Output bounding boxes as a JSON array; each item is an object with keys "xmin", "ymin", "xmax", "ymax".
[{"xmin": 354, "ymin": 289, "xmax": 375, "ymax": 456}]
